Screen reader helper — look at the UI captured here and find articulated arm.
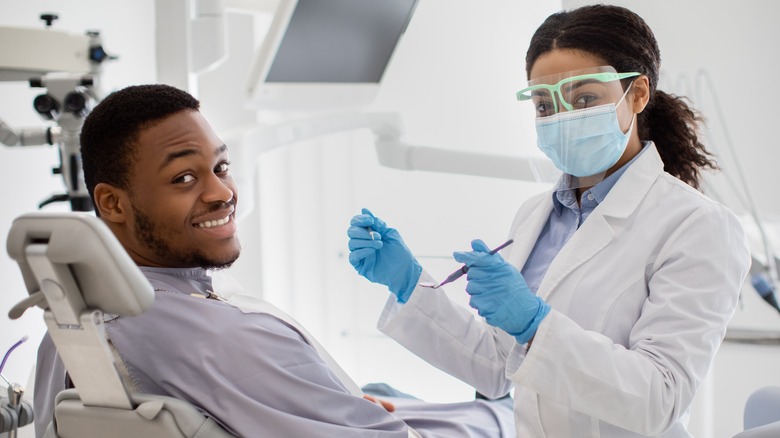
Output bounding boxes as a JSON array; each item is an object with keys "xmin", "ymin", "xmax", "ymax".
[{"xmin": 0, "ymin": 118, "xmax": 58, "ymax": 147}]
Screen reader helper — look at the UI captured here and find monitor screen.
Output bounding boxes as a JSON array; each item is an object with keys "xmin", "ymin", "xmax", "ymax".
[
  {"xmin": 246, "ymin": 0, "xmax": 418, "ymax": 111},
  {"xmin": 266, "ymin": 0, "xmax": 417, "ymax": 83}
]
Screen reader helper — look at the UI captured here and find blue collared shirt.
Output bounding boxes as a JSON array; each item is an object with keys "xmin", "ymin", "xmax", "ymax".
[{"xmin": 521, "ymin": 144, "xmax": 649, "ymax": 294}]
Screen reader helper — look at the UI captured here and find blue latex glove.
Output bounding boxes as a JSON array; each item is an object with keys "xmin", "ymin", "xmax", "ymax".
[
  {"xmin": 347, "ymin": 208, "xmax": 422, "ymax": 303},
  {"xmin": 454, "ymin": 239, "xmax": 550, "ymax": 344}
]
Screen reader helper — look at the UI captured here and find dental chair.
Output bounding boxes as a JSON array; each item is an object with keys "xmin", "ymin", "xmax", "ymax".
[
  {"xmin": 6, "ymin": 212, "xmax": 235, "ymax": 438},
  {"xmin": 732, "ymin": 386, "xmax": 780, "ymax": 438}
]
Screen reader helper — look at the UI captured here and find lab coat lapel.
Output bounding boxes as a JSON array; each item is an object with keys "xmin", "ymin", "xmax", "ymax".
[
  {"xmin": 535, "ymin": 143, "xmax": 664, "ymax": 302},
  {"xmin": 505, "ymin": 194, "xmax": 554, "ymax": 269},
  {"xmin": 536, "ymin": 213, "xmax": 615, "ymax": 302}
]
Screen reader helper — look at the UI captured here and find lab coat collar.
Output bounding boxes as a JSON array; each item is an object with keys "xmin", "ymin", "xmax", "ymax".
[
  {"xmin": 551, "ymin": 143, "xmax": 651, "ymax": 214},
  {"xmin": 595, "ymin": 142, "xmax": 663, "ymax": 220},
  {"xmin": 534, "ymin": 142, "xmax": 664, "ymax": 302}
]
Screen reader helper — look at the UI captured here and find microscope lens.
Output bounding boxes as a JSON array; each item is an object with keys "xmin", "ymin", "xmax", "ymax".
[
  {"xmin": 33, "ymin": 94, "xmax": 58, "ymax": 117},
  {"xmin": 64, "ymin": 92, "xmax": 87, "ymax": 113}
]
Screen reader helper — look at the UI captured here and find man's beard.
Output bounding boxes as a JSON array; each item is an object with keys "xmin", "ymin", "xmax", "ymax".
[{"xmin": 133, "ymin": 205, "xmax": 239, "ymax": 270}]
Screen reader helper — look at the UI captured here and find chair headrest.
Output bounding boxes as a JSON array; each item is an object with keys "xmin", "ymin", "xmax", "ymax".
[{"xmin": 6, "ymin": 212, "xmax": 154, "ymax": 316}]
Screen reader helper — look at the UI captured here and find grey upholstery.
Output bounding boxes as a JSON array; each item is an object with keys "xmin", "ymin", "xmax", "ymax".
[
  {"xmin": 42, "ymin": 390, "xmax": 232, "ymax": 438},
  {"xmin": 733, "ymin": 386, "xmax": 780, "ymax": 438},
  {"xmin": 6, "ymin": 212, "xmax": 234, "ymax": 438}
]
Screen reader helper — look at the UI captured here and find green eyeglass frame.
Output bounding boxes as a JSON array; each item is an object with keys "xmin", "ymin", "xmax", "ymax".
[{"xmin": 516, "ymin": 71, "xmax": 640, "ymax": 114}]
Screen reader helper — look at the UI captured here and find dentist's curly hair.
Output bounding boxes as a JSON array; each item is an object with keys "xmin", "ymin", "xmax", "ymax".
[
  {"xmin": 80, "ymin": 84, "xmax": 200, "ymax": 212},
  {"xmin": 525, "ymin": 4, "xmax": 717, "ymax": 190}
]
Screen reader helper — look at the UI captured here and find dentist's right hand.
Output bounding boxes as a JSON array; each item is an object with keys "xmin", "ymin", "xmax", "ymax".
[{"xmin": 348, "ymin": 208, "xmax": 422, "ymax": 303}]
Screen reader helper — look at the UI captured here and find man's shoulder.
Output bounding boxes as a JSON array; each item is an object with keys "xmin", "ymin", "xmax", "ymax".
[{"xmin": 109, "ymin": 291, "xmax": 315, "ymax": 361}]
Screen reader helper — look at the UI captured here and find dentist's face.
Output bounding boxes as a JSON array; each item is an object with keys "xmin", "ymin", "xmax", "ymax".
[{"xmin": 122, "ymin": 110, "xmax": 241, "ymax": 269}]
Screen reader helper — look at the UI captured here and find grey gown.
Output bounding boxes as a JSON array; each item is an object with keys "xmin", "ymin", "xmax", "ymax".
[{"xmin": 34, "ymin": 267, "xmax": 513, "ymax": 437}]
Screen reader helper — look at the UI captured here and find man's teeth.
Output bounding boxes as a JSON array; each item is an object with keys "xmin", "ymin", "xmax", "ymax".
[{"xmin": 197, "ymin": 216, "xmax": 230, "ymax": 229}]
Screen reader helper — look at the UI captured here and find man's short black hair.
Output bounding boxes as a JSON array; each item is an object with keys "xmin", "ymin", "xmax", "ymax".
[{"xmin": 81, "ymin": 84, "xmax": 200, "ymax": 208}]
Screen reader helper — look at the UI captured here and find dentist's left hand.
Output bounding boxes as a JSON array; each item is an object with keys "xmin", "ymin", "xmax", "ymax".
[
  {"xmin": 348, "ymin": 208, "xmax": 422, "ymax": 303},
  {"xmin": 454, "ymin": 239, "xmax": 550, "ymax": 344}
]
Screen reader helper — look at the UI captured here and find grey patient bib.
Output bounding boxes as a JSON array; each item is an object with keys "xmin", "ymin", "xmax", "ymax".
[{"xmin": 222, "ymin": 293, "xmax": 364, "ymax": 397}]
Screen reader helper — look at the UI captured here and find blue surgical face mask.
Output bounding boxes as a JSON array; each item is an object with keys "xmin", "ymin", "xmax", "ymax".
[{"xmin": 534, "ymin": 85, "xmax": 634, "ymax": 178}]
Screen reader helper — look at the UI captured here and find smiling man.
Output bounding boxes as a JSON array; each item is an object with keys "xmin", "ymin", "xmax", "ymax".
[
  {"xmin": 32, "ymin": 84, "xmax": 514, "ymax": 438},
  {"xmin": 84, "ymin": 92, "xmax": 240, "ymax": 270}
]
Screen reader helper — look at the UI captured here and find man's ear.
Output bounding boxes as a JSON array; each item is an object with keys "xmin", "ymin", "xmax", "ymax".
[
  {"xmin": 93, "ymin": 183, "xmax": 129, "ymax": 224},
  {"xmin": 631, "ymin": 75, "xmax": 651, "ymax": 114}
]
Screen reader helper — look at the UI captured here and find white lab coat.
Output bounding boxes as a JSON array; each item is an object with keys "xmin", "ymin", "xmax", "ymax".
[{"xmin": 378, "ymin": 144, "xmax": 751, "ymax": 437}]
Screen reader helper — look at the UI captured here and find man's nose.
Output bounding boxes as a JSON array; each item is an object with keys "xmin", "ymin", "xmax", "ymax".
[{"xmin": 202, "ymin": 173, "xmax": 234, "ymax": 204}]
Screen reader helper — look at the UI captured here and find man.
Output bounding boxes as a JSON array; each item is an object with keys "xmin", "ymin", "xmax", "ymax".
[{"xmin": 33, "ymin": 84, "xmax": 513, "ymax": 437}]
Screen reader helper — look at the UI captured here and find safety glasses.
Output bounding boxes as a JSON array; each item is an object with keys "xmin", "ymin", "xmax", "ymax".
[{"xmin": 516, "ymin": 67, "xmax": 640, "ymax": 117}]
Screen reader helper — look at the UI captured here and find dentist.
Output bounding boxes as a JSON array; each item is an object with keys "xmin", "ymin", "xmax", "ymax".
[{"xmin": 348, "ymin": 4, "xmax": 751, "ymax": 437}]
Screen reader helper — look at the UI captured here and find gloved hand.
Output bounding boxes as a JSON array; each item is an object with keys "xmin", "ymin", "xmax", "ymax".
[
  {"xmin": 454, "ymin": 239, "xmax": 550, "ymax": 344},
  {"xmin": 347, "ymin": 208, "xmax": 422, "ymax": 303}
]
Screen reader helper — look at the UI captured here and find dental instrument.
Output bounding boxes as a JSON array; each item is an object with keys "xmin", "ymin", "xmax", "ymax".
[{"xmin": 419, "ymin": 239, "xmax": 514, "ymax": 289}]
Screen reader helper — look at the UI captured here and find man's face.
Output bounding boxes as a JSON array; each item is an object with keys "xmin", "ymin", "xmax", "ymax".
[{"xmin": 121, "ymin": 110, "xmax": 240, "ymax": 269}]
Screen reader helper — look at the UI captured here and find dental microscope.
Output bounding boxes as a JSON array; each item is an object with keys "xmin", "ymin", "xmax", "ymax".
[{"xmin": 0, "ymin": 13, "xmax": 116, "ymax": 212}]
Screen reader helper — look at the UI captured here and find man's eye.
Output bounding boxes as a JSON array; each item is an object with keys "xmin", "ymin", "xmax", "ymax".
[
  {"xmin": 174, "ymin": 174, "xmax": 195, "ymax": 184},
  {"xmin": 216, "ymin": 162, "xmax": 230, "ymax": 173}
]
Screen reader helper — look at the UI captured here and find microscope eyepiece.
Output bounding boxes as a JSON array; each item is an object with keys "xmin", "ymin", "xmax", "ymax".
[
  {"xmin": 64, "ymin": 91, "xmax": 87, "ymax": 115},
  {"xmin": 33, "ymin": 94, "xmax": 59, "ymax": 119}
]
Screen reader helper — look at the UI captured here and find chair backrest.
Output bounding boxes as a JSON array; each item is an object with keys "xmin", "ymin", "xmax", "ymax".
[
  {"xmin": 744, "ymin": 386, "xmax": 780, "ymax": 430},
  {"xmin": 732, "ymin": 386, "xmax": 780, "ymax": 438},
  {"xmin": 6, "ymin": 212, "xmax": 235, "ymax": 438}
]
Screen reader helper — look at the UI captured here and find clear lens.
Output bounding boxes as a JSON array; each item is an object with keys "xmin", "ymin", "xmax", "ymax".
[
  {"xmin": 517, "ymin": 66, "xmax": 639, "ymax": 118},
  {"xmin": 518, "ymin": 66, "xmax": 640, "ymax": 191}
]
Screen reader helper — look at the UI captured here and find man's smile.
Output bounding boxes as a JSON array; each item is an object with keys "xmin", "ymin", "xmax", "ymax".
[{"xmin": 194, "ymin": 213, "xmax": 232, "ymax": 229}]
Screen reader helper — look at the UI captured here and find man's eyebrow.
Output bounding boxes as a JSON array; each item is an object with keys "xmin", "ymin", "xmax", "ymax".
[
  {"xmin": 159, "ymin": 148, "xmax": 198, "ymax": 171},
  {"xmin": 158, "ymin": 144, "xmax": 227, "ymax": 171}
]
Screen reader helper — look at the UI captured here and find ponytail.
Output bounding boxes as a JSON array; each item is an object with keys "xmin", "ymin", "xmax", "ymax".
[
  {"xmin": 638, "ymin": 90, "xmax": 717, "ymax": 189},
  {"xmin": 526, "ymin": 4, "xmax": 720, "ymax": 191}
]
